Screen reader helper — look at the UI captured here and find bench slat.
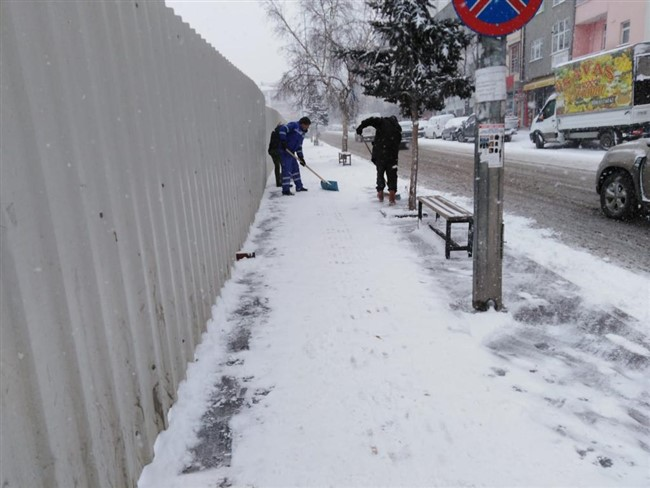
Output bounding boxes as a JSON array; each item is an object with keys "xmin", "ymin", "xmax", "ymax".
[{"xmin": 417, "ymin": 196, "xmax": 471, "ymax": 220}]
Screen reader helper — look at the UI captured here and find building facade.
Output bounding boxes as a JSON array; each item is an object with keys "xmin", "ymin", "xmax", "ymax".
[
  {"xmin": 573, "ymin": 0, "xmax": 649, "ymax": 57},
  {"xmin": 522, "ymin": 0, "xmax": 576, "ymax": 127},
  {"xmin": 506, "ymin": 30, "xmax": 525, "ymax": 124},
  {"xmin": 432, "ymin": 0, "xmax": 649, "ymax": 128}
]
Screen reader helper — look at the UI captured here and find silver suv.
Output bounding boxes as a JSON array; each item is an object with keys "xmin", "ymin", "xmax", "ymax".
[{"xmin": 596, "ymin": 138, "xmax": 650, "ymax": 219}]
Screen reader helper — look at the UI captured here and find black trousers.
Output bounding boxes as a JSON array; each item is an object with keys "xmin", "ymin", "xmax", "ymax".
[
  {"xmin": 270, "ymin": 153, "xmax": 282, "ymax": 187},
  {"xmin": 375, "ymin": 160, "xmax": 397, "ymax": 192}
]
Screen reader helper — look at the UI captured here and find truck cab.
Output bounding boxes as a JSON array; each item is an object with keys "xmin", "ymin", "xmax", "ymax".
[{"xmin": 530, "ymin": 94, "xmax": 559, "ymax": 148}]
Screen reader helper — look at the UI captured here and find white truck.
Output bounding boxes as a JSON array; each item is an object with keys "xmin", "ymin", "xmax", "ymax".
[{"xmin": 530, "ymin": 42, "xmax": 650, "ymax": 150}]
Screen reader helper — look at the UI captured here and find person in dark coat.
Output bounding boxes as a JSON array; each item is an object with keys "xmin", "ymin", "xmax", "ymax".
[
  {"xmin": 267, "ymin": 123, "xmax": 283, "ymax": 187},
  {"xmin": 356, "ymin": 115, "xmax": 402, "ymax": 204},
  {"xmin": 278, "ymin": 116, "xmax": 311, "ymax": 195}
]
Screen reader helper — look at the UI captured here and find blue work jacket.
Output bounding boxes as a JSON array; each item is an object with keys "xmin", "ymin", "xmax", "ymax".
[{"xmin": 279, "ymin": 121, "xmax": 307, "ymax": 159}]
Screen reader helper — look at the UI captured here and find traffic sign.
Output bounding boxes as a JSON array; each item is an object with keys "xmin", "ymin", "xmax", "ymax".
[{"xmin": 452, "ymin": 0, "xmax": 543, "ymax": 37}]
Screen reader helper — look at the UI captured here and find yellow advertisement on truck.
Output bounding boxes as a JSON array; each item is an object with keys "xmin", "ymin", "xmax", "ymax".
[{"xmin": 555, "ymin": 47, "xmax": 634, "ymax": 115}]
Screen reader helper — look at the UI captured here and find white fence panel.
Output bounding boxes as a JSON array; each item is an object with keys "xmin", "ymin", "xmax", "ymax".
[{"xmin": 0, "ymin": 1, "xmax": 282, "ymax": 486}]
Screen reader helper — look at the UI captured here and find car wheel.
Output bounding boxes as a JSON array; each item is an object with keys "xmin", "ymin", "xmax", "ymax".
[
  {"xmin": 600, "ymin": 172, "xmax": 637, "ymax": 220},
  {"xmin": 599, "ymin": 131, "xmax": 616, "ymax": 150},
  {"xmin": 458, "ymin": 132, "xmax": 465, "ymax": 143},
  {"xmin": 534, "ymin": 132, "xmax": 544, "ymax": 149}
]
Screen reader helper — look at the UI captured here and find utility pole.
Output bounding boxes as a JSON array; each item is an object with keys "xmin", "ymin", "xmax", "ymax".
[
  {"xmin": 451, "ymin": 0, "xmax": 543, "ymax": 312},
  {"xmin": 472, "ymin": 36, "xmax": 506, "ymax": 311}
]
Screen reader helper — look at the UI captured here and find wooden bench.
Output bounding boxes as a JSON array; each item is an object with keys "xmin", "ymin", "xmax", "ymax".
[{"xmin": 417, "ymin": 195, "xmax": 473, "ymax": 259}]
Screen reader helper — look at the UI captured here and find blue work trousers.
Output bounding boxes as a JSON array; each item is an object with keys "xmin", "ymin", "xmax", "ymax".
[{"xmin": 280, "ymin": 152, "xmax": 304, "ymax": 192}]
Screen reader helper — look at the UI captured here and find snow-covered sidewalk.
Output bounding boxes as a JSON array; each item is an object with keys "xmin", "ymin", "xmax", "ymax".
[{"xmin": 139, "ymin": 142, "xmax": 649, "ymax": 487}]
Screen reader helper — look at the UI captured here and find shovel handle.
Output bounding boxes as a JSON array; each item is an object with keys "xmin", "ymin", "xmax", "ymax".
[{"xmin": 286, "ymin": 149, "xmax": 329, "ymax": 183}]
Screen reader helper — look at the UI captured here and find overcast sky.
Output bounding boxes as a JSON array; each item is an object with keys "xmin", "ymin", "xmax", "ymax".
[{"xmin": 166, "ymin": 0, "xmax": 290, "ymax": 86}]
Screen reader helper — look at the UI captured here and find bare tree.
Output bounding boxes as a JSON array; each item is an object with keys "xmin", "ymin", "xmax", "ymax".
[{"xmin": 265, "ymin": 0, "xmax": 374, "ymax": 151}]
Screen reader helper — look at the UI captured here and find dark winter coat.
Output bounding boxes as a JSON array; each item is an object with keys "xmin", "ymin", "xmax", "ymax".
[
  {"xmin": 357, "ymin": 116, "xmax": 402, "ymax": 165},
  {"xmin": 268, "ymin": 125, "xmax": 281, "ymax": 157}
]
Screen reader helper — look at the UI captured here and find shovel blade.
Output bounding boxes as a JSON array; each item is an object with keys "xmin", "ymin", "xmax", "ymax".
[{"xmin": 321, "ymin": 180, "xmax": 339, "ymax": 191}]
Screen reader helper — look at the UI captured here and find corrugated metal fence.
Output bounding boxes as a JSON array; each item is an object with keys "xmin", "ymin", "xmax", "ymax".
[{"xmin": 0, "ymin": 1, "xmax": 281, "ymax": 486}]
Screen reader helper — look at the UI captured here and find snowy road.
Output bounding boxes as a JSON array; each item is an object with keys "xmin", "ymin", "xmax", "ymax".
[{"xmin": 321, "ymin": 131, "xmax": 650, "ymax": 273}]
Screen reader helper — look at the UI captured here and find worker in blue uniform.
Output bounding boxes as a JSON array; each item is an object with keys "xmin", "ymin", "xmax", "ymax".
[{"xmin": 278, "ymin": 116, "xmax": 311, "ymax": 195}]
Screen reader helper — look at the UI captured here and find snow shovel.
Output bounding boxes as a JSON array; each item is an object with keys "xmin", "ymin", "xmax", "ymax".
[{"xmin": 286, "ymin": 150, "xmax": 339, "ymax": 191}]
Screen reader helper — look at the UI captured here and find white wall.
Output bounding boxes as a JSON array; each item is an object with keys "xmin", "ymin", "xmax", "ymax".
[{"xmin": 0, "ymin": 1, "xmax": 280, "ymax": 486}]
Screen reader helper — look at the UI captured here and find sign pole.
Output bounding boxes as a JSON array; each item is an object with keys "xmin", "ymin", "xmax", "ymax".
[
  {"xmin": 472, "ymin": 35, "xmax": 506, "ymax": 311},
  {"xmin": 451, "ymin": 0, "xmax": 543, "ymax": 311}
]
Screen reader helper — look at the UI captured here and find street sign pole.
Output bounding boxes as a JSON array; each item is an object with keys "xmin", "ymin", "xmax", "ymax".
[
  {"xmin": 472, "ymin": 36, "xmax": 506, "ymax": 311},
  {"xmin": 452, "ymin": 0, "xmax": 542, "ymax": 312}
]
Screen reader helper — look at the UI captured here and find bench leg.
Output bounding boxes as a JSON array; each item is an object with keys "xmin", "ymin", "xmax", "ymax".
[
  {"xmin": 418, "ymin": 201, "xmax": 423, "ymax": 221},
  {"xmin": 468, "ymin": 220, "xmax": 474, "ymax": 257},
  {"xmin": 445, "ymin": 220, "xmax": 452, "ymax": 259}
]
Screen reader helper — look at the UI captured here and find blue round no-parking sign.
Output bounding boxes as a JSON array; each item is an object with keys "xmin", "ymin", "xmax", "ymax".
[{"xmin": 452, "ymin": 0, "xmax": 543, "ymax": 37}]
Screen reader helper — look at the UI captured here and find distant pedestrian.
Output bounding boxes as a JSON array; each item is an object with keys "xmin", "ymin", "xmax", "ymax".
[
  {"xmin": 279, "ymin": 116, "xmax": 311, "ymax": 195},
  {"xmin": 267, "ymin": 123, "xmax": 283, "ymax": 187},
  {"xmin": 356, "ymin": 115, "xmax": 402, "ymax": 204}
]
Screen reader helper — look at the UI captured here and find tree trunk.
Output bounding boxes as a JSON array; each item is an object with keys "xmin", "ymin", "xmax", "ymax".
[
  {"xmin": 408, "ymin": 105, "xmax": 419, "ymax": 210},
  {"xmin": 340, "ymin": 95, "xmax": 350, "ymax": 152}
]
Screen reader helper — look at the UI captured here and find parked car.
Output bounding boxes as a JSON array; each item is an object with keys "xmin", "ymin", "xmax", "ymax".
[
  {"xmin": 457, "ymin": 114, "xmax": 476, "ymax": 143},
  {"xmin": 505, "ymin": 114, "xmax": 519, "ymax": 132},
  {"xmin": 398, "ymin": 120, "xmax": 425, "ymax": 149},
  {"xmin": 418, "ymin": 119, "xmax": 429, "ymax": 136},
  {"xmin": 424, "ymin": 114, "xmax": 454, "ymax": 139},
  {"xmin": 441, "ymin": 116, "xmax": 468, "ymax": 141},
  {"xmin": 457, "ymin": 114, "xmax": 515, "ymax": 143},
  {"xmin": 596, "ymin": 138, "xmax": 650, "ymax": 219}
]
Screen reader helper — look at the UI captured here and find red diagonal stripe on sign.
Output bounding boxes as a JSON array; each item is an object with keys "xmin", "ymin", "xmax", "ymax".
[
  {"xmin": 469, "ymin": 0, "xmax": 492, "ymax": 17},
  {"xmin": 505, "ymin": 0, "xmax": 527, "ymax": 14}
]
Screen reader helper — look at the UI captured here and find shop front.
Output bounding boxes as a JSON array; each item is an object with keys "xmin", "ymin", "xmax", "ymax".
[{"xmin": 523, "ymin": 75, "xmax": 555, "ymax": 128}]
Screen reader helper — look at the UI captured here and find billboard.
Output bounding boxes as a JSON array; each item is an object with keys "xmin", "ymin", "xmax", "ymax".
[{"xmin": 555, "ymin": 47, "xmax": 633, "ymax": 115}]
